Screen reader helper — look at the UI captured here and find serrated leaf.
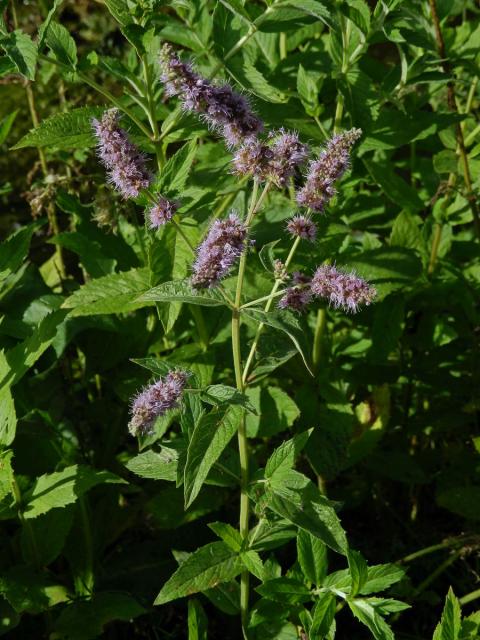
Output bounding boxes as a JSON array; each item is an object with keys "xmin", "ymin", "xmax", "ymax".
[
  {"xmin": 297, "ymin": 530, "xmax": 327, "ymax": 586},
  {"xmin": 0, "ymin": 109, "xmax": 18, "ymax": 145},
  {"xmin": 310, "ymin": 591, "xmax": 336, "ymax": 637},
  {"xmin": 265, "ymin": 429, "xmax": 311, "ymax": 478},
  {"xmin": 126, "ymin": 448, "xmax": 179, "ymax": 482},
  {"xmin": 244, "ymin": 308, "xmax": 313, "ymax": 375},
  {"xmin": 256, "ymin": 577, "xmax": 311, "ymax": 604},
  {"xmin": 38, "ymin": 0, "xmax": 64, "ymax": 48},
  {"xmin": 0, "ymin": 449, "xmax": 13, "ymax": 502},
  {"xmin": 13, "ymin": 106, "xmax": 105, "ymax": 150},
  {"xmin": 104, "ymin": 0, "xmax": 133, "ymax": 25},
  {"xmin": 62, "ymin": 268, "xmax": 152, "ymax": 316},
  {"xmin": 243, "ymin": 61, "xmax": 288, "ymax": 103},
  {"xmin": 0, "ymin": 222, "xmax": 41, "ymax": 283},
  {"xmin": 363, "ymin": 157, "xmax": 423, "ymax": 212},
  {"xmin": 138, "ymin": 279, "xmax": 227, "ymax": 307},
  {"xmin": 0, "ymin": 30, "xmax": 37, "ymax": 80},
  {"xmin": 44, "ymin": 21, "xmax": 77, "ymax": 69},
  {"xmin": 201, "ymin": 384, "xmax": 256, "ymax": 413},
  {"xmin": 348, "ymin": 599, "xmax": 394, "ymax": 640},
  {"xmin": 348, "ymin": 549, "xmax": 369, "ymax": 596},
  {"xmin": 154, "ymin": 541, "xmax": 244, "ymax": 604},
  {"xmin": 155, "ymin": 138, "xmax": 198, "ymax": 194},
  {"xmin": 433, "ymin": 588, "xmax": 462, "ymax": 640},
  {"xmin": 209, "ymin": 522, "xmax": 243, "ymax": 551},
  {"xmin": 23, "ymin": 465, "xmax": 125, "ymax": 519},
  {"xmin": 0, "ymin": 382, "xmax": 16, "ymax": 448},
  {"xmin": 188, "ymin": 599, "xmax": 208, "ymax": 640},
  {"xmin": 184, "ymin": 405, "xmax": 242, "ymax": 508},
  {"xmin": 360, "ymin": 563, "xmax": 406, "ymax": 594}
]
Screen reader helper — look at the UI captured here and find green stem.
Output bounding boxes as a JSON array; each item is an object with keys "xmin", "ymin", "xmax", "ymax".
[
  {"xmin": 240, "ymin": 288, "xmax": 288, "ymax": 309},
  {"xmin": 242, "ymin": 236, "xmax": 301, "ymax": 386},
  {"xmin": 312, "ymin": 308, "xmax": 327, "ymax": 372},
  {"xmin": 78, "ymin": 496, "xmax": 94, "ymax": 595},
  {"xmin": 460, "ymin": 588, "xmax": 480, "ymax": 606},
  {"xmin": 412, "ymin": 549, "xmax": 462, "ymax": 597},
  {"xmin": 333, "ymin": 17, "xmax": 351, "ymax": 134},
  {"xmin": 142, "ymin": 56, "xmax": 164, "ymax": 171}
]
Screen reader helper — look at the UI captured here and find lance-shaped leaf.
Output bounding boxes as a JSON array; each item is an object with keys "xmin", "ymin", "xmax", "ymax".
[
  {"xmin": 138, "ymin": 279, "xmax": 227, "ymax": 307},
  {"xmin": 348, "ymin": 599, "xmax": 395, "ymax": 640},
  {"xmin": 0, "ymin": 30, "xmax": 37, "ymax": 80},
  {"xmin": 154, "ymin": 541, "xmax": 244, "ymax": 605},
  {"xmin": 244, "ymin": 308, "xmax": 313, "ymax": 375},
  {"xmin": 184, "ymin": 405, "xmax": 242, "ymax": 508}
]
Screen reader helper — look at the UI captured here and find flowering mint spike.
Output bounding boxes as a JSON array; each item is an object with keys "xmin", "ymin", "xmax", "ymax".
[
  {"xmin": 92, "ymin": 108, "xmax": 151, "ymax": 199},
  {"xmin": 191, "ymin": 212, "xmax": 247, "ymax": 289},
  {"xmin": 232, "ymin": 139, "xmax": 272, "ymax": 179},
  {"xmin": 148, "ymin": 197, "xmax": 179, "ymax": 229},
  {"xmin": 159, "ymin": 44, "xmax": 262, "ymax": 147},
  {"xmin": 311, "ymin": 264, "xmax": 376, "ymax": 312},
  {"xmin": 129, "ymin": 370, "xmax": 189, "ymax": 437},
  {"xmin": 286, "ymin": 215, "xmax": 317, "ymax": 241},
  {"xmin": 278, "ymin": 285, "xmax": 312, "ymax": 313},
  {"xmin": 296, "ymin": 128, "xmax": 362, "ymax": 212},
  {"xmin": 266, "ymin": 129, "xmax": 309, "ymax": 186}
]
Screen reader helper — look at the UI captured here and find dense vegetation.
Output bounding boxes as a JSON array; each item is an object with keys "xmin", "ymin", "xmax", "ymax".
[{"xmin": 0, "ymin": 0, "xmax": 479, "ymax": 638}]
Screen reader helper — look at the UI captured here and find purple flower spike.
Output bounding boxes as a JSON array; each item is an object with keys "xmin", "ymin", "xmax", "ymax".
[
  {"xmin": 159, "ymin": 44, "xmax": 262, "ymax": 147},
  {"xmin": 296, "ymin": 128, "xmax": 362, "ymax": 212},
  {"xmin": 149, "ymin": 197, "xmax": 179, "ymax": 228},
  {"xmin": 232, "ymin": 139, "xmax": 273, "ymax": 179},
  {"xmin": 286, "ymin": 215, "xmax": 317, "ymax": 241},
  {"xmin": 92, "ymin": 109, "xmax": 151, "ymax": 199},
  {"xmin": 311, "ymin": 264, "xmax": 376, "ymax": 312},
  {"xmin": 129, "ymin": 370, "xmax": 189, "ymax": 437},
  {"xmin": 267, "ymin": 130, "xmax": 309, "ymax": 186},
  {"xmin": 191, "ymin": 212, "xmax": 247, "ymax": 289},
  {"xmin": 278, "ymin": 285, "xmax": 312, "ymax": 313}
]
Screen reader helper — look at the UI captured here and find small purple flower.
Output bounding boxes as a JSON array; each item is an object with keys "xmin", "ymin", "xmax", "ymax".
[
  {"xmin": 159, "ymin": 45, "xmax": 262, "ymax": 147},
  {"xmin": 286, "ymin": 215, "xmax": 317, "ymax": 241},
  {"xmin": 266, "ymin": 130, "xmax": 309, "ymax": 186},
  {"xmin": 129, "ymin": 370, "xmax": 189, "ymax": 436},
  {"xmin": 310, "ymin": 264, "xmax": 376, "ymax": 312},
  {"xmin": 296, "ymin": 128, "xmax": 362, "ymax": 212},
  {"xmin": 92, "ymin": 109, "xmax": 151, "ymax": 199},
  {"xmin": 148, "ymin": 197, "xmax": 179, "ymax": 228},
  {"xmin": 278, "ymin": 285, "xmax": 312, "ymax": 313},
  {"xmin": 191, "ymin": 212, "xmax": 247, "ymax": 288},
  {"xmin": 232, "ymin": 139, "xmax": 272, "ymax": 179}
]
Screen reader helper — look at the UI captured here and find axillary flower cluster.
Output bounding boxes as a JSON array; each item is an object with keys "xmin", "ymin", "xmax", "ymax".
[{"xmin": 91, "ymin": 44, "xmax": 377, "ymax": 435}]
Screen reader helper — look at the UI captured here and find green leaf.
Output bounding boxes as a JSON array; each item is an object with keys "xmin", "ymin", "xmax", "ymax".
[
  {"xmin": 20, "ymin": 508, "xmax": 74, "ymax": 566},
  {"xmin": 184, "ymin": 405, "xmax": 242, "ymax": 508},
  {"xmin": 363, "ymin": 157, "xmax": 424, "ymax": 212},
  {"xmin": 256, "ymin": 578, "xmax": 311, "ymax": 605},
  {"xmin": 264, "ymin": 471, "xmax": 348, "ymax": 555},
  {"xmin": 348, "ymin": 599, "xmax": 394, "ymax": 640},
  {"xmin": 0, "ymin": 567, "xmax": 68, "ymax": 614},
  {"xmin": 433, "ymin": 149, "xmax": 457, "ymax": 174},
  {"xmin": 44, "ymin": 21, "xmax": 77, "ymax": 69},
  {"xmin": 297, "ymin": 64, "xmax": 319, "ymax": 115},
  {"xmin": 310, "ymin": 591, "xmax": 336, "ymax": 637},
  {"xmin": 0, "ymin": 30, "xmax": 37, "ymax": 80},
  {"xmin": 360, "ymin": 564, "xmax": 406, "ymax": 595},
  {"xmin": 0, "ymin": 110, "xmax": 18, "ymax": 145},
  {"xmin": 155, "ymin": 138, "xmax": 198, "ymax": 195},
  {"xmin": 246, "ymin": 386, "xmax": 300, "ymax": 437},
  {"xmin": 348, "ymin": 549, "xmax": 368, "ymax": 596},
  {"xmin": 154, "ymin": 541, "xmax": 244, "ymax": 604},
  {"xmin": 219, "ymin": 0, "xmax": 253, "ymax": 23},
  {"xmin": 390, "ymin": 210, "xmax": 425, "ymax": 253},
  {"xmin": 125, "ymin": 447, "xmax": 179, "ymax": 482},
  {"xmin": 244, "ymin": 308, "xmax": 313, "ymax": 375},
  {"xmin": 0, "ymin": 222, "xmax": 41, "ymax": 284},
  {"xmin": 38, "ymin": 0, "xmax": 64, "ymax": 49},
  {"xmin": 433, "ymin": 588, "xmax": 462, "ymax": 640},
  {"xmin": 0, "ymin": 359, "xmax": 16, "ymax": 446},
  {"xmin": 208, "ymin": 522, "xmax": 243, "ymax": 551},
  {"xmin": 62, "ymin": 268, "xmax": 153, "ymax": 316},
  {"xmin": 297, "ymin": 530, "xmax": 327, "ymax": 586},
  {"xmin": 241, "ymin": 550, "xmax": 264, "ymax": 580},
  {"xmin": 23, "ymin": 465, "xmax": 125, "ymax": 519},
  {"xmin": 201, "ymin": 384, "xmax": 256, "ymax": 413},
  {"xmin": 138, "ymin": 279, "xmax": 227, "ymax": 307},
  {"xmin": 103, "ymin": 0, "xmax": 133, "ymax": 25},
  {"xmin": 188, "ymin": 599, "xmax": 208, "ymax": 640},
  {"xmin": 340, "ymin": 0, "xmax": 371, "ymax": 35},
  {"xmin": 265, "ymin": 430, "xmax": 311, "ymax": 478},
  {"xmin": 0, "ymin": 449, "xmax": 13, "ymax": 502},
  {"xmin": 243, "ymin": 61, "xmax": 288, "ymax": 103},
  {"xmin": 283, "ymin": 0, "xmax": 332, "ymax": 25},
  {"xmin": 53, "ymin": 593, "xmax": 144, "ymax": 639},
  {"xmin": 12, "ymin": 106, "xmax": 105, "ymax": 150}
]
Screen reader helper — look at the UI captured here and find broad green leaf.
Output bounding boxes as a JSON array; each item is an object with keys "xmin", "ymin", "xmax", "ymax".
[
  {"xmin": 53, "ymin": 593, "xmax": 144, "ymax": 638},
  {"xmin": 201, "ymin": 384, "xmax": 256, "ymax": 413},
  {"xmin": 297, "ymin": 530, "xmax": 327, "ymax": 586},
  {"xmin": 340, "ymin": 0, "xmax": 371, "ymax": 35},
  {"xmin": 433, "ymin": 150, "xmax": 457, "ymax": 174},
  {"xmin": 241, "ymin": 550, "xmax": 264, "ymax": 580},
  {"xmin": 246, "ymin": 386, "xmax": 300, "ymax": 437},
  {"xmin": 13, "ymin": 106, "xmax": 104, "ymax": 150},
  {"xmin": 188, "ymin": 599, "xmax": 208, "ymax": 640},
  {"xmin": 348, "ymin": 549, "xmax": 368, "ymax": 596},
  {"xmin": 244, "ymin": 308, "xmax": 313, "ymax": 375},
  {"xmin": 282, "ymin": 0, "xmax": 332, "ymax": 25},
  {"xmin": 155, "ymin": 137, "xmax": 198, "ymax": 194},
  {"xmin": 62, "ymin": 268, "xmax": 152, "ymax": 316},
  {"xmin": 360, "ymin": 563, "xmax": 405, "ymax": 594},
  {"xmin": 126, "ymin": 448, "xmax": 179, "ymax": 482},
  {"xmin": 184, "ymin": 405, "xmax": 242, "ymax": 508},
  {"xmin": 20, "ymin": 507, "xmax": 74, "ymax": 566},
  {"xmin": 265, "ymin": 470, "xmax": 348, "ymax": 555},
  {"xmin": 256, "ymin": 577, "xmax": 311, "ymax": 605},
  {"xmin": 0, "ymin": 30, "xmax": 37, "ymax": 80},
  {"xmin": 243, "ymin": 62, "xmax": 288, "ymax": 103},
  {"xmin": 390, "ymin": 210, "xmax": 425, "ymax": 253},
  {"xmin": 363, "ymin": 157, "xmax": 423, "ymax": 212},
  {"xmin": 154, "ymin": 541, "xmax": 244, "ymax": 604},
  {"xmin": 348, "ymin": 599, "xmax": 394, "ymax": 640},
  {"xmin": 0, "ymin": 567, "xmax": 68, "ymax": 614},
  {"xmin": 23, "ymin": 465, "xmax": 125, "ymax": 519},
  {"xmin": 265, "ymin": 430, "xmax": 311, "ymax": 478},
  {"xmin": 104, "ymin": 0, "xmax": 133, "ymax": 25},
  {"xmin": 209, "ymin": 522, "xmax": 243, "ymax": 551},
  {"xmin": 138, "ymin": 279, "xmax": 227, "ymax": 307},
  {"xmin": 433, "ymin": 588, "xmax": 462, "ymax": 640},
  {"xmin": 44, "ymin": 21, "xmax": 77, "ymax": 69}
]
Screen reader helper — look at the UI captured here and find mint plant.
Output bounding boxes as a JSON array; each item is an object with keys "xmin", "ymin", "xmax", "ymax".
[{"xmin": 1, "ymin": 0, "xmax": 480, "ymax": 638}]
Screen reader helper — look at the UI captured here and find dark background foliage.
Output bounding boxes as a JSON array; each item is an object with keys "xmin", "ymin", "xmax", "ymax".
[{"xmin": 0, "ymin": 0, "xmax": 479, "ymax": 638}]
